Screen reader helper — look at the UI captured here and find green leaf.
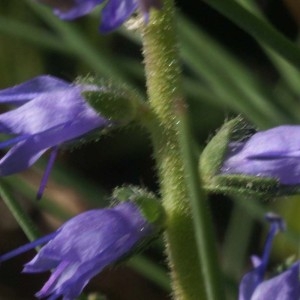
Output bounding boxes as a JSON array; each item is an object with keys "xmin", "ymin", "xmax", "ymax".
[{"xmin": 203, "ymin": 0, "xmax": 300, "ymax": 70}]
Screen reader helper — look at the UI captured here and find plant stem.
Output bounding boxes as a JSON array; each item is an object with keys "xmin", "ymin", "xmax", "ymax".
[
  {"xmin": 141, "ymin": 1, "xmax": 223, "ymax": 299},
  {"xmin": 176, "ymin": 99, "xmax": 225, "ymax": 300},
  {"xmin": 0, "ymin": 180, "xmax": 40, "ymax": 241}
]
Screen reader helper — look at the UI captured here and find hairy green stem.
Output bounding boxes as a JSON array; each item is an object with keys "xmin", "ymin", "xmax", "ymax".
[
  {"xmin": 176, "ymin": 100, "xmax": 224, "ymax": 300},
  {"xmin": 141, "ymin": 1, "xmax": 222, "ymax": 299}
]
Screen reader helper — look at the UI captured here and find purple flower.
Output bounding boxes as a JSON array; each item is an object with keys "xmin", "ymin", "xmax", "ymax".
[
  {"xmin": 221, "ymin": 126, "xmax": 300, "ymax": 185},
  {"xmin": 41, "ymin": 0, "xmax": 162, "ymax": 33},
  {"xmin": 239, "ymin": 213, "xmax": 300, "ymax": 300},
  {"xmin": 0, "ymin": 201, "xmax": 155, "ymax": 300},
  {"xmin": 0, "ymin": 75, "xmax": 111, "ymax": 198}
]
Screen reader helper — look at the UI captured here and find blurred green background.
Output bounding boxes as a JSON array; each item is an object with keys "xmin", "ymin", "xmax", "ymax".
[{"xmin": 0, "ymin": 0, "xmax": 300, "ymax": 299}]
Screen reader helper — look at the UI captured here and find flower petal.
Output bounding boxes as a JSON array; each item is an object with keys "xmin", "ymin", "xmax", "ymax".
[
  {"xmin": 251, "ymin": 262, "xmax": 300, "ymax": 300},
  {"xmin": 36, "ymin": 259, "xmax": 104, "ymax": 299},
  {"xmin": 239, "ymin": 213, "xmax": 285, "ymax": 300},
  {"xmin": 239, "ymin": 266, "xmax": 264, "ymax": 300},
  {"xmin": 35, "ymin": 260, "xmax": 73, "ymax": 298},
  {"xmin": 29, "ymin": 203, "xmax": 149, "ymax": 263},
  {"xmin": 222, "ymin": 126, "xmax": 300, "ymax": 184},
  {"xmin": 22, "ymin": 202, "xmax": 153, "ymax": 299},
  {"xmin": 53, "ymin": 0, "xmax": 105, "ymax": 20},
  {"xmin": 0, "ymin": 88, "xmax": 99, "ymax": 135},
  {"xmin": 0, "ymin": 113, "xmax": 108, "ymax": 176},
  {"xmin": 237, "ymin": 126, "xmax": 300, "ymax": 158},
  {"xmin": 100, "ymin": 0, "xmax": 138, "ymax": 33},
  {"xmin": 0, "ymin": 84, "xmax": 110, "ymax": 175},
  {"xmin": 222, "ymin": 155, "xmax": 300, "ymax": 185},
  {"xmin": 0, "ymin": 76, "xmax": 70, "ymax": 104}
]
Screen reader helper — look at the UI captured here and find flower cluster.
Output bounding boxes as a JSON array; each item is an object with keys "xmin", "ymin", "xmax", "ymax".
[
  {"xmin": 0, "ymin": 200, "xmax": 161, "ymax": 300},
  {"xmin": 41, "ymin": 0, "xmax": 162, "ymax": 33},
  {"xmin": 0, "ymin": 75, "xmax": 111, "ymax": 198},
  {"xmin": 239, "ymin": 213, "xmax": 300, "ymax": 300}
]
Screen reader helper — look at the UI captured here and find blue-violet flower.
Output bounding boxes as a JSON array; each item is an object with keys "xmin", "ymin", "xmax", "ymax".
[
  {"xmin": 40, "ymin": 0, "xmax": 162, "ymax": 33},
  {"xmin": 239, "ymin": 213, "xmax": 300, "ymax": 300},
  {"xmin": 0, "ymin": 201, "xmax": 155, "ymax": 300},
  {"xmin": 0, "ymin": 75, "xmax": 111, "ymax": 198},
  {"xmin": 222, "ymin": 126, "xmax": 300, "ymax": 185}
]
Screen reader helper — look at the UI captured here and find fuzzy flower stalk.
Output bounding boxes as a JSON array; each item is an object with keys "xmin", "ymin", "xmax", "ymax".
[
  {"xmin": 0, "ymin": 75, "xmax": 114, "ymax": 198},
  {"xmin": 239, "ymin": 213, "xmax": 300, "ymax": 300},
  {"xmin": 0, "ymin": 192, "xmax": 165, "ymax": 300},
  {"xmin": 39, "ymin": 0, "xmax": 162, "ymax": 32}
]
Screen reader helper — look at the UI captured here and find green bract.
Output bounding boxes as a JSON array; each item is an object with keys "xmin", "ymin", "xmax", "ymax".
[
  {"xmin": 199, "ymin": 117, "xmax": 280, "ymax": 198},
  {"xmin": 79, "ymin": 77, "xmax": 144, "ymax": 124},
  {"xmin": 113, "ymin": 186, "xmax": 165, "ymax": 228}
]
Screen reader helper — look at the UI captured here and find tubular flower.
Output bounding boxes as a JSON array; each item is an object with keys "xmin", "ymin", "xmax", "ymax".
[
  {"xmin": 221, "ymin": 126, "xmax": 300, "ymax": 185},
  {"xmin": 0, "ymin": 75, "xmax": 111, "ymax": 198},
  {"xmin": 0, "ymin": 201, "xmax": 158, "ymax": 300},
  {"xmin": 40, "ymin": 0, "xmax": 162, "ymax": 33},
  {"xmin": 239, "ymin": 213, "xmax": 300, "ymax": 300}
]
